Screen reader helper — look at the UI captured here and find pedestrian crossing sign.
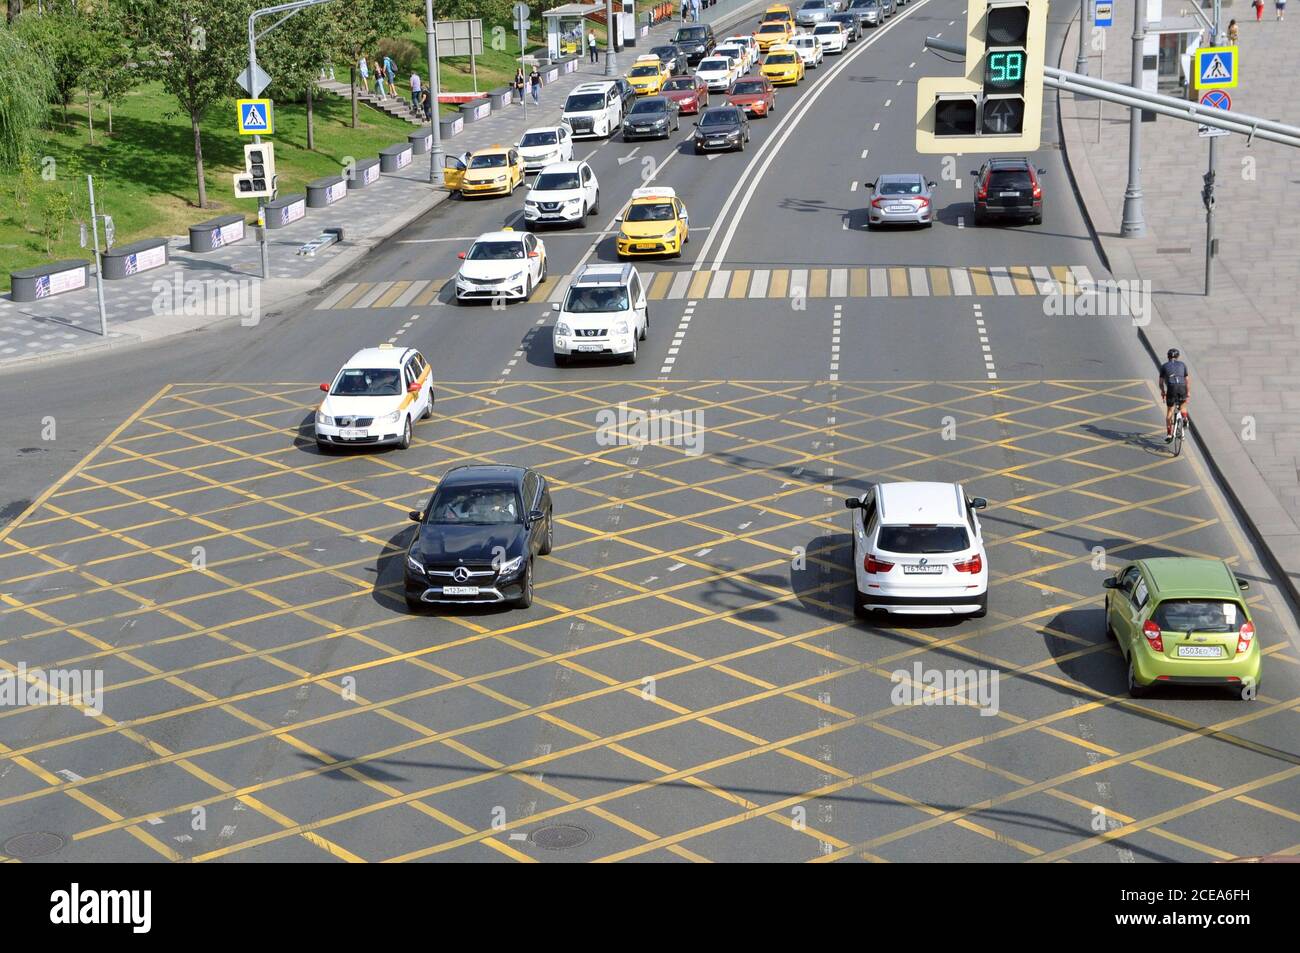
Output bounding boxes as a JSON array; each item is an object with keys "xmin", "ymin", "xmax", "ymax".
[
  {"xmin": 1194, "ymin": 46, "xmax": 1237, "ymax": 90},
  {"xmin": 237, "ymin": 99, "xmax": 274, "ymax": 135}
]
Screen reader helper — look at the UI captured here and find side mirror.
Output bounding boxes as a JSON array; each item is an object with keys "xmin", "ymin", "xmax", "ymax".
[
  {"xmin": 1101, "ymin": 577, "xmax": 1119, "ymax": 589},
  {"xmin": 969, "ymin": 169, "xmax": 979, "ymax": 177},
  {"xmin": 927, "ymin": 180, "xmax": 937, "ymax": 189},
  {"xmin": 1037, "ymin": 168, "xmax": 1047, "ymax": 175},
  {"xmin": 864, "ymin": 181, "xmax": 875, "ymax": 190},
  {"xmin": 528, "ymin": 509, "xmax": 545, "ymax": 523},
  {"xmin": 844, "ymin": 497, "xmax": 863, "ymax": 509},
  {"xmin": 408, "ymin": 510, "xmax": 422, "ymax": 522},
  {"xmin": 457, "ymin": 251, "xmax": 466, "ymax": 259},
  {"xmin": 528, "ymin": 250, "xmax": 540, "ymax": 258},
  {"xmin": 407, "ymin": 382, "xmax": 421, "ymax": 394},
  {"xmin": 319, "ymin": 382, "xmax": 329, "ymax": 392},
  {"xmin": 968, "ymin": 497, "xmax": 988, "ymax": 510},
  {"xmin": 1237, "ymin": 577, "xmax": 1251, "ymax": 591}
]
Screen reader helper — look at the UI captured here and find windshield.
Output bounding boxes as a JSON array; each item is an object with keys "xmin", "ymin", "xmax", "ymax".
[
  {"xmin": 698, "ymin": 58, "xmax": 729, "ymax": 71},
  {"xmin": 732, "ymin": 81, "xmax": 767, "ymax": 94},
  {"xmin": 758, "ymin": 23, "xmax": 786, "ymax": 33},
  {"xmin": 989, "ymin": 169, "xmax": 1033, "ymax": 189},
  {"xmin": 814, "ymin": 24, "xmax": 840, "ymax": 33},
  {"xmin": 630, "ymin": 65, "xmax": 660, "ymax": 77},
  {"xmin": 534, "ymin": 171, "xmax": 580, "ymax": 191},
  {"xmin": 519, "ymin": 130, "xmax": 558, "ymax": 147},
  {"xmin": 701, "ymin": 109, "xmax": 740, "ymax": 126},
  {"xmin": 880, "ymin": 179, "xmax": 924, "ymax": 196},
  {"xmin": 466, "ymin": 241, "xmax": 524, "ymax": 261},
  {"xmin": 663, "ymin": 78, "xmax": 696, "ymax": 91},
  {"xmin": 766, "ymin": 53, "xmax": 797, "ymax": 64},
  {"xmin": 629, "ymin": 100, "xmax": 666, "ymax": 115},
  {"xmin": 426, "ymin": 484, "xmax": 521, "ymax": 525},
  {"xmin": 1153, "ymin": 600, "xmax": 1242, "ymax": 633},
  {"xmin": 565, "ymin": 93, "xmax": 605, "ymax": 112},
  {"xmin": 877, "ymin": 525, "xmax": 971, "ymax": 554},
  {"xmin": 854, "ymin": 0, "xmax": 879, "ymax": 7},
  {"xmin": 331, "ymin": 368, "xmax": 401, "ymax": 397},
  {"xmin": 469, "ymin": 154, "xmax": 507, "ymax": 169},
  {"xmin": 717, "ymin": 47, "xmax": 743, "ymax": 58},
  {"xmin": 803, "ymin": 1, "xmax": 827, "ymax": 8},
  {"xmin": 626, "ymin": 202, "xmax": 676, "ymax": 222},
  {"xmin": 652, "ymin": 47, "xmax": 677, "ymax": 59},
  {"xmin": 564, "ymin": 286, "xmax": 630, "ymax": 313},
  {"xmin": 674, "ymin": 26, "xmax": 707, "ymax": 41}
]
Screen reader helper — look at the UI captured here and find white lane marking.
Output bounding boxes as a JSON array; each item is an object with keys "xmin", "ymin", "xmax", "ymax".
[
  {"xmin": 955, "ymin": 178, "xmax": 962, "ymax": 189},
  {"xmin": 974, "ymin": 303, "xmax": 997, "ymax": 379},
  {"xmin": 861, "ymin": 148, "xmax": 869, "ymax": 158},
  {"xmin": 957, "ymin": 216, "xmax": 965, "ymax": 229},
  {"xmin": 909, "ymin": 62, "xmax": 916, "ymax": 68},
  {"xmin": 896, "ymin": 79, "xmax": 903, "ymax": 86},
  {"xmin": 829, "ymin": 303, "xmax": 842, "ymax": 382},
  {"xmin": 617, "ymin": 147, "xmax": 642, "ymax": 166},
  {"xmin": 850, "ymin": 181, "xmax": 858, "ymax": 192},
  {"xmin": 884, "ymin": 99, "xmax": 892, "ymax": 108},
  {"xmin": 693, "ymin": 0, "xmax": 935, "ymax": 271},
  {"xmin": 872, "ymin": 122, "xmax": 880, "ymax": 131}
]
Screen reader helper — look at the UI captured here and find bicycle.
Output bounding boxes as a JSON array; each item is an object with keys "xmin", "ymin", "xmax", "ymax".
[{"xmin": 1169, "ymin": 401, "xmax": 1189, "ymax": 457}]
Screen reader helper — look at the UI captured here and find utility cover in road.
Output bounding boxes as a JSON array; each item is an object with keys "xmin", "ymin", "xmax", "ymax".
[
  {"xmin": 237, "ymin": 99, "xmax": 274, "ymax": 135},
  {"xmin": 1194, "ymin": 46, "xmax": 1238, "ymax": 90}
]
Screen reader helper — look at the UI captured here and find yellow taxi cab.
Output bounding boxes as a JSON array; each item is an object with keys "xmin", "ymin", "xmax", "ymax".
[
  {"xmin": 616, "ymin": 187, "xmax": 689, "ymax": 258},
  {"xmin": 627, "ymin": 55, "xmax": 671, "ymax": 95},
  {"xmin": 763, "ymin": 4, "xmax": 795, "ymax": 24},
  {"xmin": 456, "ymin": 145, "xmax": 525, "ymax": 197},
  {"xmin": 754, "ymin": 19, "xmax": 795, "ymax": 52},
  {"xmin": 761, "ymin": 44, "xmax": 805, "ymax": 86}
]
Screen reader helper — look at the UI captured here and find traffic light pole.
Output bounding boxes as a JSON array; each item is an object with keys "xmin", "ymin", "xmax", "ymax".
[
  {"xmin": 1119, "ymin": 0, "xmax": 1146, "ymax": 237},
  {"xmin": 426, "ymin": 0, "xmax": 444, "ymax": 187}
]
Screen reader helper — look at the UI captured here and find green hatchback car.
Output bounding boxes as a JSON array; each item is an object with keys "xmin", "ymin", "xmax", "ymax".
[{"xmin": 1103, "ymin": 557, "xmax": 1260, "ymax": 699}]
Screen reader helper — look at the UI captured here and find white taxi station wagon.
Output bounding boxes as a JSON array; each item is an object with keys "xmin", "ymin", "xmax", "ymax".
[{"xmin": 314, "ymin": 345, "xmax": 434, "ymax": 451}]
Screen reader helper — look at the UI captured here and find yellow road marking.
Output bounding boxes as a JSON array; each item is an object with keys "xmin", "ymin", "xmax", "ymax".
[
  {"xmin": 888, "ymin": 267, "xmax": 907, "ymax": 296},
  {"xmin": 1009, "ymin": 265, "xmax": 1036, "ymax": 295},
  {"xmin": 728, "ymin": 269, "xmax": 750, "ymax": 298},
  {"xmin": 767, "ymin": 269, "xmax": 789, "ymax": 298},
  {"xmin": 373, "ymin": 281, "xmax": 411, "ymax": 308},
  {"xmin": 687, "ymin": 270, "xmax": 712, "ymax": 298},
  {"xmin": 928, "ymin": 267, "xmax": 951, "ymax": 296},
  {"xmin": 649, "ymin": 271, "xmax": 674, "ymax": 299},
  {"xmin": 411, "ymin": 279, "xmax": 445, "ymax": 306},
  {"xmin": 969, "ymin": 267, "xmax": 994, "ymax": 296},
  {"xmin": 849, "ymin": 267, "xmax": 869, "ymax": 297},
  {"xmin": 809, "ymin": 268, "xmax": 828, "ymax": 298}
]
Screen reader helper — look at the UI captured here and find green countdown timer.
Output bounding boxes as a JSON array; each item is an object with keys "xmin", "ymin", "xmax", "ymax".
[{"xmin": 984, "ymin": 50, "xmax": 1026, "ymax": 91}]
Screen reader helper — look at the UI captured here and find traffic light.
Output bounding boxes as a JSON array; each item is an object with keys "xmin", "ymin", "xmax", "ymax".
[
  {"xmin": 915, "ymin": 0, "xmax": 1048, "ymax": 153},
  {"xmin": 233, "ymin": 143, "xmax": 277, "ymax": 199}
]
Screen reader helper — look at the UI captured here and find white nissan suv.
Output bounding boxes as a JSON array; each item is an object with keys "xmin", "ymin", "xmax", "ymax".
[
  {"xmin": 553, "ymin": 264, "xmax": 648, "ymax": 366},
  {"xmin": 524, "ymin": 161, "xmax": 600, "ymax": 229},
  {"xmin": 845, "ymin": 481, "xmax": 989, "ymax": 617}
]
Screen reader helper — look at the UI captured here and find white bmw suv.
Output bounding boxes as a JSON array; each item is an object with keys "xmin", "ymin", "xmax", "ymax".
[
  {"xmin": 553, "ymin": 263, "xmax": 648, "ymax": 366},
  {"xmin": 845, "ymin": 481, "xmax": 989, "ymax": 617}
]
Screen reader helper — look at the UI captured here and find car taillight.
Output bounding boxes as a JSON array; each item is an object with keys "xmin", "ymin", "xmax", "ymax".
[
  {"xmin": 871, "ymin": 197, "xmax": 884, "ymax": 208},
  {"xmin": 953, "ymin": 553, "xmax": 982, "ymax": 574},
  {"xmin": 864, "ymin": 554, "xmax": 894, "ymax": 574},
  {"xmin": 1031, "ymin": 183, "xmax": 1042, "ymax": 200},
  {"xmin": 1142, "ymin": 620, "xmax": 1164, "ymax": 652},
  {"xmin": 976, "ymin": 173, "xmax": 989, "ymax": 201},
  {"xmin": 916, "ymin": 197, "xmax": 931, "ymax": 208},
  {"xmin": 1236, "ymin": 621, "xmax": 1255, "ymax": 655}
]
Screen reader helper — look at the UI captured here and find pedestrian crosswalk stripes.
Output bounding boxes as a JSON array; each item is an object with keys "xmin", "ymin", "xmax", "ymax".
[{"xmin": 312, "ymin": 265, "xmax": 1099, "ymax": 310}]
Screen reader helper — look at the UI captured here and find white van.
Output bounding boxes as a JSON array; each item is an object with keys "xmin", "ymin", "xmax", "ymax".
[{"xmin": 561, "ymin": 81, "xmax": 624, "ymax": 139}]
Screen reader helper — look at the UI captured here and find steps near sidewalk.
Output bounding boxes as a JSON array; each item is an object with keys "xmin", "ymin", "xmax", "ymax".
[{"xmin": 318, "ymin": 79, "xmax": 426, "ymax": 125}]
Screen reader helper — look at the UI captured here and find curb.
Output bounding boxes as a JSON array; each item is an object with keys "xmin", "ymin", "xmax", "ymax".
[{"xmin": 1056, "ymin": 13, "xmax": 1300, "ymax": 612}]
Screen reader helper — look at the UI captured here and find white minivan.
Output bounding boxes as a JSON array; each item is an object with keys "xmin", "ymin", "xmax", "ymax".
[
  {"xmin": 561, "ymin": 82, "xmax": 624, "ymax": 139},
  {"xmin": 553, "ymin": 264, "xmax": 648, "ymax": 366}
]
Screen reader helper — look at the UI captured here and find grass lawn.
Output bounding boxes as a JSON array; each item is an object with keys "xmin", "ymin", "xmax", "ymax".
[{"xmin": 0, "ymin": 83, "xmax": 421, "ymax": 293}]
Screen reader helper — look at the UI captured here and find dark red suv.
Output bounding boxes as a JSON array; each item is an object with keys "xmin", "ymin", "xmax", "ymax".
[{"xmin": 971, "ymin": 158, "xmax": 1045, "ymax": 225}]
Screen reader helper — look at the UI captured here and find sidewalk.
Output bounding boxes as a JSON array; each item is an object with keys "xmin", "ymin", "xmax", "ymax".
[
  {"xmin": 1058, "ymin": 8, "xmax": 1300, "ymax": 603},
  {"xmin": 0, "ymin": 6, "xmax": 757, "ymax": 370}
]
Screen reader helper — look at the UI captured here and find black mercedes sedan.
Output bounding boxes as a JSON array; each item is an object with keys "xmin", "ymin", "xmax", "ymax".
[
  {"xmin": 692, "ymin": 105, "xmax": 750, "ymax": 154},
  {"xmin": 403, "ymin": 465, "xmax": 553, "ymax": 610}
]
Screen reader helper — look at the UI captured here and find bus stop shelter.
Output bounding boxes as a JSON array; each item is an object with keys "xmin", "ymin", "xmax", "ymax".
[{"xmin": 543, "ymin": 3, "xmax": 600, "ymax": 60}]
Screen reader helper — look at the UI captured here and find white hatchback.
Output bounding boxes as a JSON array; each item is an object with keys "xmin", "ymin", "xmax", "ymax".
[
  {"xmin": 454, "ymin": 229, "xmax": 547, "ymax": 302},
  {"xmin": 553, "ymin": 263, "xmax": 648, "ymax": 366},
  {"xmin": 315, "ymin": 345, "xmax": 433, "ymax": 451},
  {"xmin": 517, "ymin": 124, "xmax": 574, "ymax": 172},
  {"xmin": 846, "ymin": 481, "xmax": 989, "ymax": 617}
]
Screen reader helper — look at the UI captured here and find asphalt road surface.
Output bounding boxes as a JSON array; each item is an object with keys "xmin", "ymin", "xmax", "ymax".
[{"xmin": 1, "ymin": 0, "xmax": 1297, "ymax": 863}]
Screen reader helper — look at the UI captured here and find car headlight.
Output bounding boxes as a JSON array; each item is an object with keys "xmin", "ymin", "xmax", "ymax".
[
  {"xmin": 496, "ymin": 555, "xmax": 524, "ymax": 577},
  {"xmin": 614, "ymin": 320, "xmax": 629, "ymax": 334},
  {"xmin": 653, "ymin": 118, "xmax": 667, "ymax": 126},
  {"xmin": 316, "ymin": 411, "xmax": 329, "ymax": 425},
  {"xmin": 525, "ymin": 200, "xmax": 539, "ymax": 208},
  {"xmin": 660, "ymin": 227, "xmax": 677, "ymax": 241},
  {"xmin": 564, "ymin": 197, "xmax": 583, "ymax": 207},
  {"xmin": 493, "ymin": 174, "xmax": 507, "ymax": 182},
  {"xmin": 379, "ymin": 410, "xmax": 401, "ymax": 424},
  {"xmin": 406, "ymin": 552, "xmax": 424, "ymax": 574},
  {"xmin": 506, "ymin": 270, "xmax": 525, "ymax": 282},
  {"xmin": 556, "ymin": 322, "xmax": 571, "ymax": 336}
]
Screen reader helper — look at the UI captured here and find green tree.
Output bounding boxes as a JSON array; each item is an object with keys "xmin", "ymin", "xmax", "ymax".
[
  {"xmin": 0, "ymin": 27, "xmax": 54, "ymax": 170},
  {"xmin": 86, "ymin": 1, "xmax": 139, "ymax": 138},
  {"xmin": 14, "ymin": 9, "xmax": 97, "ymax": 127},
  {"xmin": 332, "ymin": 0, "xmax": 405, "ymax": 128},
  {"xmin": 264, "ymin": 6, "xmax": 336, "ymax": 150},
  {"xmin": 7, "ymin": 0, "xmax": 23, "ymax": 26},
  {"xmin": 121, "ymin": 0, "xmax": 253, "ymax": 209}
]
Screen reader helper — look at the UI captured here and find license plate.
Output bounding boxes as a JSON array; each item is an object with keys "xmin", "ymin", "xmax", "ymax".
[
  {"xmin": 1176, "ymin": 644, "xmax": 1224, "ymax": 658},
  {"xmin": 339, "ymin": 428, "xmax": 367, "ymax": 439},
  {"xmin": 577, "ymin": 344, "xmax": 604, "ymax": 352},
  {"xmin": 999, "ymin": 191, "xmax": 1020, "ymax": 198},
  {"xmin": 442, "ymin": 585, "xmax": 479, "ymax": 596},
  {"xmin": 636, "ymin": 243, "xmax": 658, "ymax": 251},
  {"xmin": 888, "ymin": 205, "xmax": 912, "ymax": 213},
  {"xmin": 903, "ymin": 564, "xmax": 943, "ymax": 575},
  {"xmin": 708, "ymin": 139, "xmax": 724, "ymax": 146}
]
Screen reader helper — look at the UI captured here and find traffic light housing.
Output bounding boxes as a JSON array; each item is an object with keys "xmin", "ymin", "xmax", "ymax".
[
  {"xmin": 233, "ymin": 143, "xmax": 277, "ymax": 199},
  {"xmin": 915, "ymin": 0, "xmax": 1048, "ymax": 153}
]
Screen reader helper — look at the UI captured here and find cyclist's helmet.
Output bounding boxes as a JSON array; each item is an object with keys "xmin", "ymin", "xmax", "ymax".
[{"xmin": 1167, "ymin": 348, "xmax": 1180, "ymax": 360}]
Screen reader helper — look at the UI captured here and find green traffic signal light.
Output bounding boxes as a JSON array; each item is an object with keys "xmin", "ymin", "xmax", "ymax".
[{"xmin": 984, "ymin": 50, "xmax": 1026, "ymax": 92}]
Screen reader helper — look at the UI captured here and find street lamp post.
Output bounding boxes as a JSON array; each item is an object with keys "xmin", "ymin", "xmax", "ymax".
[
  {"xmin": 426, "ymin": 0, "xmax": 444, "ymax": 186},
  {"xmin": 1076, "ymin": 0, "xmax": 1089, "ymax": 75},
  {"xmin": 1120, "ymin": 0, "xmax": 1146, "ymax": 237},
  {"xmin": 605, "ymin": 0, "xmax": 616, "ymax": 76}
]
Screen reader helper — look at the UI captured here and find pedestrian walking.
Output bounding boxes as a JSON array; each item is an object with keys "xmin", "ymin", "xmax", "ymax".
[
  {"xmin": 588, "ymin": 29, "xmax": 598, "ymax": 62},
  {"xmin": 375, "ymin": 57, "xmax": 387, "ymax": 99},
  {"xmin": 410, "ymin": 72, "xmax": 422, "ymax": 115},
  {"xmin": 384, "ymin": 55, "xmax": 398, "ymax": 96},
  {"xmin": 359, "ymin": 55, "xmax": 370, "ymax": 93},
  {"xmin": 1253, "ymin": 0, "xmax": 1264, "ymax": 20},
  {"xmin": 529, "ymin": 67, "xmax": 542, "ymax": 105},
  {"xmin": 1228, "ymin": 18, "xmax": 1239, "ymax": 41},
  {"xmin": 420, "ymin": 87, "xmax": 432, "ymax": 122},
  {"xmin": 514, "ymin": 67, "xmax": 526, "ymax": 105},
  {"xmin": 1277, "ymin": 0, "xmax": 1286, "ymax": 20}
]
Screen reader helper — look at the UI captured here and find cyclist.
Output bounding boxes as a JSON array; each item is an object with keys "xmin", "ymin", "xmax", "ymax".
[{"xmin": 1159, "ymin": 347, "xmax": 1190, "ymax": 443}]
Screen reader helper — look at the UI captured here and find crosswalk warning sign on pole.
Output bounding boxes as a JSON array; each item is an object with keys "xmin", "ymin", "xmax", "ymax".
[
  {"xmin": 1194, "ymin": 46, "xmax": 1238, "ymax": 90},
  {"xmin": 237, "ymin": 99, "xmax": 274, "ymax": 135}
]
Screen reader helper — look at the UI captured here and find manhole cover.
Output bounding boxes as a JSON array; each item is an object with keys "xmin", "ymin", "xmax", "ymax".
[
  {"xmin": 2, "ymin": 831, "xmax": 66, "ymax": 859},
  {"xmin": 530, "ymin": 824, "xmax": 590, "ymax": 850}
]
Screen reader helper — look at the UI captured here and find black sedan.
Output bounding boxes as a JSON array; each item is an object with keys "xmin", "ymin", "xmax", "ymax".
[
  {"xmin": 403, "ymin": 465, "xmax": 553, "ymax": 610},
  {"xmin": 649, "ymin": 44, "xmax": 682, "ymax": 74},
  {"xmin": 692, "ymin": 105, "xmax": 750, "ymax": 154},
  {"xmin": 624, "ymin": 96, "xmax": 681, "ymax": 140},
  {"xmin": 828, "ymin": 12, "xmax": 862, "ymax": 40}
]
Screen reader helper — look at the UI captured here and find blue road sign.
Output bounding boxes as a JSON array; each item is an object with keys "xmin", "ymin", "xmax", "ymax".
[
  {"xmin": 1194, "ymin": 46, "xmax": 1238, "ymax": 90},
  {"xmin": 1094, "ymin": 1, "xmax": 1113, "ymax": 27},
  {"xmin": 237, "ymin": 99, "xmax": 274, "ymax": 135}
]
